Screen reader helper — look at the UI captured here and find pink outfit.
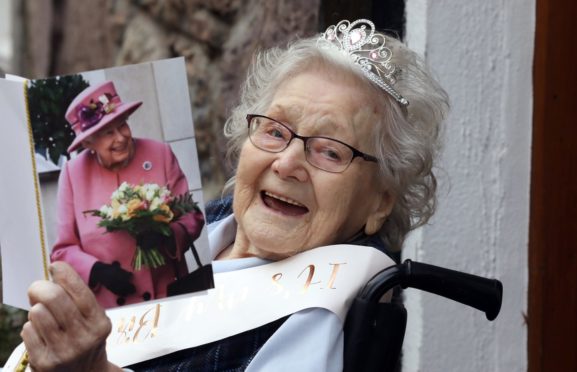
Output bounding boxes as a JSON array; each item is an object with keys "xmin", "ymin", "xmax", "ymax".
[{"xmin": 51, "ymin": 138, "xmax": 204, "ymax": 309}]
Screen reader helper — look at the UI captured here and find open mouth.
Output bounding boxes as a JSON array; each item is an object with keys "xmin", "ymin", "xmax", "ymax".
[
  {"xmin": 261, "ymin": 191, "xmax": 309, "ymax": 216},
  {"xmin": 111, "ymin": 144, "xmax": 129, "ymax": 154}
]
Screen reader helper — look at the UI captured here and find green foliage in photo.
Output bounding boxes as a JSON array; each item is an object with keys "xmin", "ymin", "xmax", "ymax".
[{"xmin": 28, "ymin": 75, "xmax": 89, "ymax": 164}]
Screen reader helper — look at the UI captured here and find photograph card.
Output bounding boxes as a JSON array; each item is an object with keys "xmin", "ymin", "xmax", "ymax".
[{"xmin": 0, "ymin": 58, "xmax": 213, "ymax": 310}]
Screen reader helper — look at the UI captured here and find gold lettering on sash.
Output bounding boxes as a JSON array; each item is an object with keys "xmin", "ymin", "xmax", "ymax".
[
  {"xmin": 297, "ymin": 264, "xmax": 321, "ymax": 293},
  {"xmin": 272, "ymin": 262, "xmax": 347, "ymax": 294},
  {"xmin": 116, "ymin": 315, "xmax": 136, "ymax": 344},
  {"xmin": 327, "ymin": 262, "xmax": 346, "ymax": 289},
  {"xmin": 185, "ymin": 299, "xmax": 207, "ymax": 320},
  {"xmin": 150, "ymin": 303, "xmax": 161, "ymax": 338},
  {"xmin": 114, "ymin": 304, "xmax": 161, "ymax": 344},
  {"xmin": 271, "ymin": 272, "xmax": 284, "ymax": 294},
  {"xmin": 133, "ymin": 304, "xmax": 161, "ymax": 342},
  {"xmin": 217, "ymin": 285, "xmax": 250, "ymax": 311}
]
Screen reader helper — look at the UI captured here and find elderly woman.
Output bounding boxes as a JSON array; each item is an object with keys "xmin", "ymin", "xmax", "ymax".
[
  {"xmin": 21, "ymin": 19, "xmax": 448, "ymax": 371},
  {"xmin": 49, "ymin": 80, "xmax": 205, "ymax": 309}
]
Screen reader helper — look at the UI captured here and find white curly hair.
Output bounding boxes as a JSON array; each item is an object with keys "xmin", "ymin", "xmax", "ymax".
[{"xmin": 222, "ymin": 34, "xmax": 449, "ymax": 252}]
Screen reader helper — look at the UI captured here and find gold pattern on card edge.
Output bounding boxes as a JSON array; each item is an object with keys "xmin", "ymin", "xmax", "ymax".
[
  {"xmin": 16, "ymin": 81, "xmax": 49, "ymax": 372},
  {"xmin": 23, "ymin": 81, "xmax": 49, "ymax": 280}
]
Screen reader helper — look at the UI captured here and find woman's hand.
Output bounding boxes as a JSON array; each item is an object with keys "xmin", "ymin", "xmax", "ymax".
[
  {"xmin": 21, "ymin": 261, "xmax": 122, "ymax": 372},
  {"xmin": 89, "ymin": 261, "xmax": 136, "ymax": 296}
]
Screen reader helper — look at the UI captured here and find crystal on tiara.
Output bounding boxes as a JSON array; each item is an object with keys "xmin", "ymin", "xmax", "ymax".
[{"xmin": 318, "ymin": 19, "xmax": 409, "ymax": 106}]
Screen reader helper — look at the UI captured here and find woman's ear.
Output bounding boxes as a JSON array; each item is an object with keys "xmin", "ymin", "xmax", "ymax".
[
  {"xmin": 81, "ymin": 139, "xmax": 93, "ymax": 150},
  {"xmin": 364, "ymin": 190, "xmax": 396, "ymax": 235}
]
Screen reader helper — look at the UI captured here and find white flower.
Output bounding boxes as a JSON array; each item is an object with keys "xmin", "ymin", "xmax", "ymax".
[
  {"xmin": 99, "ymin": 205, "xmax": 112, "ymax": 217},
  {"xmin": 145, "ymin": 189, "xmax": 155, "ymax": 201},
  {"xmin": 150, "ymin": 197, "xmax": 162, "ymax": 211},
  {"xmin": 160, "ymin": 187, "xmax": 171, "ymax": 198},
  {"xmin": 111, "ymin": 190, "xmax": 120, "ymax": 200}
]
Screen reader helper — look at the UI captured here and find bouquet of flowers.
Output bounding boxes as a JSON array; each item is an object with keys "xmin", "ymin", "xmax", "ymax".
[{"xmin": 85, "ymin": 182, "xmax": 199, "ymax": 270}]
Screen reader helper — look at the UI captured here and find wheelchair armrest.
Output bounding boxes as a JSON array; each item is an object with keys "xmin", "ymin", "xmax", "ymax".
[
  {"xmin": 401, "ymin": 260, "xmax": 503, "ymax": 321},
  {"xmin": 358, "ymin": 260, "xmax": 502, "ymax": 321},
  {"xmin": 344, "ymin": 260, "xmax": 503, "ymax": 372}
]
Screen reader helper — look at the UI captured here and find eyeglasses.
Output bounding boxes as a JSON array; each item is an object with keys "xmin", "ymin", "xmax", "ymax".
[{"xmin": 247, "ymin": 114, "xmax": 378, "ymax": 173}]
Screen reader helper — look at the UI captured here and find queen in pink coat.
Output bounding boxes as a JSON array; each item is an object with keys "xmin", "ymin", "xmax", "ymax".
[{"xmin": 50, "ymin": 81, "xmax": 205, "ymax": 309}]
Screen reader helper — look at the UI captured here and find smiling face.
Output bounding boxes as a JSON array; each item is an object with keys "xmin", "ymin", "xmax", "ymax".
[
  {"xmin": 227, "ymin": 69, "xmax": 395, "ymax": 260},
  {"xmin": 82, "ymin": 119, "xmax": 134, "ymax": 171}
]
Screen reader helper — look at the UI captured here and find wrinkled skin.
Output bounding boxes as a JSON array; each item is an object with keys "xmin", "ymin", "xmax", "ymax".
[
  {"xmin": 227, "ymin": 70, "xmax": 394, "ymax": 260},
  {"xmin": 21, "ymin": 262, "xmax": 122, "ymax": 372}
]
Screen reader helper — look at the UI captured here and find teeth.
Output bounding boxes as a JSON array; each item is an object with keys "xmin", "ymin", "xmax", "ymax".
[{"xmin": 264, "ymin": 191, "xmax": 305, "ymax": 207}]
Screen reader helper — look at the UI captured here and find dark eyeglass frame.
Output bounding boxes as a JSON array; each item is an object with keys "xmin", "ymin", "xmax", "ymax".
[{"xmin": 246, "ymin": 114, "xmax": 378, "ymax": 173}]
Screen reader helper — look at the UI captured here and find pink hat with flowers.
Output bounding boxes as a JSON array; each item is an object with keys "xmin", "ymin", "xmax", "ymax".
[{"xmin": 66, "ymin": 80, "xmax": 142, "ymax": 153}]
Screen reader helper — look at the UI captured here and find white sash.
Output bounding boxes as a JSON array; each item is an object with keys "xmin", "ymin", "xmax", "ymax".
[{"xmin": 5, "ymin": 244, "xmax": 393, "ymax": 369}]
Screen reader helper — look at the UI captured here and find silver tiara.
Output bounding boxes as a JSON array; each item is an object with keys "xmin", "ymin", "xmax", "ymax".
[{"xmin": 318, "ymin": 19, "xmax": 409, "ymax": 106}]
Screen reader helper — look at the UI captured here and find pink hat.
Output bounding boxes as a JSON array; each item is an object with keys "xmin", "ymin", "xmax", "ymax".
[{"xmin": 66, "ymin": 81, "xmax": 142, "ymax": 153}]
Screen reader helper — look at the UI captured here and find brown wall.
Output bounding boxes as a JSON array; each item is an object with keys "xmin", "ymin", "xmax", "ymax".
[{"xmin": 529, "ymin": 0, "xmax": 577, "ymax": 370}]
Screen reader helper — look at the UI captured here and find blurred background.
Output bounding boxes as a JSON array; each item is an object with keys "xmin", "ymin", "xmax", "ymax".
[{"xmin": 2, "ymin": 1, "xmax": 576, "ymax": 372}]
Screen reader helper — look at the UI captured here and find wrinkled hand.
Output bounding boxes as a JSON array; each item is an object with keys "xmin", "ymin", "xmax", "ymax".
[
  {"xmin": 21, "ymin": 261, "xmax": 122, "ymax": 371},
  {"xmin": 89, "ymin": 261, "xmax": 136, "ymax": 296}
]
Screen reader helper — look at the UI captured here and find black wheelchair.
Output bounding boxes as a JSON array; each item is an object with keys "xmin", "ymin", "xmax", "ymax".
[{"xmin": 343, "ymin": 259, "xmax": 503, "ymax": 372}]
